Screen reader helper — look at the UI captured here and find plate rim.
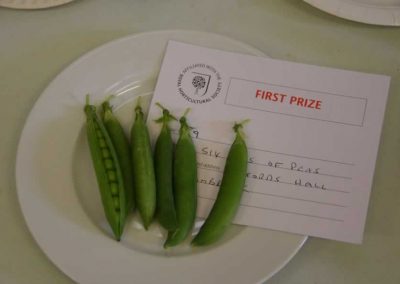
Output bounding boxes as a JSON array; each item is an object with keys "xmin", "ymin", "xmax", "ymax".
[
  {"xmin": 15, "ymin": 29, "xmax": 307, "ymax": 284},
  {"xmin": 0, "ymin": 0, "xmax": 75, "ymax": 9},
  {"xmin": 304, "ymin": 0, "xmax": 400, "ymax": 26}
]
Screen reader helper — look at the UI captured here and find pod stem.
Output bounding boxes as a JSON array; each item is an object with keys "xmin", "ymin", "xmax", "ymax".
[
  {"xmin": 233, "ymin": 119, "xmax": 250, "ymax": 137},
  {"xmin": 135, "ymin": 96, "xmax": 142, "ymax": 111},
  {"xmin": 182, "ymin": 108, "xmax": 191, "ymax": 118},
  {"xmin": 102, "ymin": 95, "xmax": 116, "ymax": 109},
  {"xmin": 155, "ymin": 102, "xmax": 166, "ymax": 111},
  {"xmin": 84, "ymin": 94, "xmax": 95, "ymax": 114},
  {"xmin": 177, "ymin": 108, "xmax": 193, "ymax": 135},
  {"xmin": 101, "ymin": 95, "xmax": 116, "ymax": 120},
  {"xmin": 154, "ymin": 102, "xmax": 177, "ymax": 124},
  {"xmin": 178, "ymin": 108, "xmax": 191, "ymax": 125}
]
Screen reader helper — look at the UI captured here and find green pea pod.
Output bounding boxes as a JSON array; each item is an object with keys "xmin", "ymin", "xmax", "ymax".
[
  {"xmin": 192, "ymin": 121, "xmax": 248, "ymax": 246},
  {"xmin": 154, "ymin": 103, "xmax": 178, "ymax": 231},
  {"xmin": 131, "ymin": 97, "xmax": 156, "ymax": 230},
  {"xmin": 101, "ymin": 98, "xmax": 134, "ymax": 216},
  {"xmin": 84, "ymin": 95, "xmax": 126, "ymax": 241},
  {"xmin": 164, "ymin": 110, "xmax": 197, "ymax": 248}
]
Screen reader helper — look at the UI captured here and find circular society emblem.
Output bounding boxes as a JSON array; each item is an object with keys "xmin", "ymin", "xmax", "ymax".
[{"xmin": 177, "ymin": 63, "xmax": 222, "ymax": 104}]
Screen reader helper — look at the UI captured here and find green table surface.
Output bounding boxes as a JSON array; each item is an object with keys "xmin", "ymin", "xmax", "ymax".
[{"xmin": 1, "ymin": 0, "xmax": 399, "ymax": 283}]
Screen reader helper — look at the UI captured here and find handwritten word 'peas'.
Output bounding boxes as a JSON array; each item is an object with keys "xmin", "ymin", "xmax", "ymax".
[{"xmin": 290, "ymin": 162, "xmax": 319, "ymax": 174}]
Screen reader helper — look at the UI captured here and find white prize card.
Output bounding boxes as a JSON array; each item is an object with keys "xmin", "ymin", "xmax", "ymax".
[{"xmin": 146, "ymin": 41, "xmax": 390, "ymax": 243}]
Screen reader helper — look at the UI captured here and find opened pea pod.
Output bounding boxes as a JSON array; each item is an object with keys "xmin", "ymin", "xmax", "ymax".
[
  {"xmin": 84, "ymin": 95, "xmax": 126, "ymax": 241},
  {"xmin": 101, "ymin": 98, "xmax": 134, "ymax": 215}
]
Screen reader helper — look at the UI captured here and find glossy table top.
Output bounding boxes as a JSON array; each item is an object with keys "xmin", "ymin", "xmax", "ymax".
[{"xmin": 1, "ymin": 0, "xmax": 399, "ymax": 283}]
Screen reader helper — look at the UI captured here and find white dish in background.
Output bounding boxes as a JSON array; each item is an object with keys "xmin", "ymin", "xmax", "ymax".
[
  {"xmin": 16, "ymin": 30, "xmax": 306, "ymax": 284},
  {"xmin": 0, "ymin": 0, "xmax": 74, "ymax": 9},
  {"xmin": 304, "ymin": 0, "xmax": 400, "ymax": 26}
]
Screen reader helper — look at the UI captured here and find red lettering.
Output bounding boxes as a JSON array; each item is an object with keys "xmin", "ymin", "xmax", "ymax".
[
  {"xmin": 256, "ymin": 90, "xmax": 325, "ymax": 109},
  {"xmin": 297, "ymin": 97, "xmax": 304, "ymax": 106},
  {"xmin": 289, "ymin": 96, "xmax": 322, "ymax": 110},
  {"xmin": 255, "ymin": 89, "xmax": 287, "ymax": 103}
]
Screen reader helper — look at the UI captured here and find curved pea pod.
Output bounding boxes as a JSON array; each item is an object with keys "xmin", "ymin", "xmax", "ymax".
[
  {"xmin": 154, "ymin": 103, "xmax": 178, "ymax": 231},
  {"xmin": 131, "ymin": 98, "xmax": 156, "ymax": 230},
  {"xmin": 164, "ymin": 110, "xmax": 197, "ymax": 248},
  {"xmin": 191, "ymin": 121, "xmax": 248, "ymax": 247},
  {"xmin": 84, "ymin": 96, "xmax": 126, "ymax": 241},
  {"xmin": 101, "ymin": 99, "xmax": 134, "ymax": 215}
]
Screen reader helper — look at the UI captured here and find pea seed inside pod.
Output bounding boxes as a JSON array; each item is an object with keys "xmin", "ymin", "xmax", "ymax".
[
  {"xmin": 84, "ymin": 95, "xmax": 126, "ymax": 241},
  {"xmin": 104, "ymin": 159, "xmax": 114, "ymax": 170},
  {"xmin": 108, "ymin": 171, "xmax": 117, "ymax": 182},
  {"xmin": 99, "ymin": 138, "xmax": 107, "ymax": 148},
  {"xmin": 102, "ymin": 149, "xmax": 111, "ymax": 158},
  {"xmin": 113, "ymin": 197, "xmax": 120, "ymax": 209},
  {"xmin": 110, "ymin": 183, "xmax": 119, "ymax": 196}
]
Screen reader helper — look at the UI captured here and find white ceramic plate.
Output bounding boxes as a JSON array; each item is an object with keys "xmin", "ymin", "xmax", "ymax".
[
  {"xmin": 304, "ymin": 0, "xmax": 400, "ymax": 26},
  {"xmin": 16, "ymin": 30, "xmax": 306, "ymax": 284},
  {"xmin": 0, "ymin": 0, "xmax": 74, "ymax": 9}
]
